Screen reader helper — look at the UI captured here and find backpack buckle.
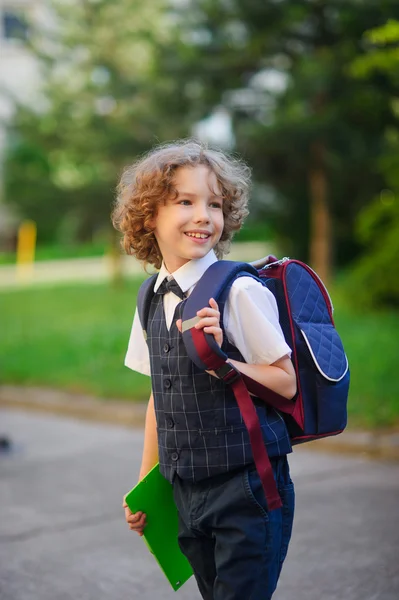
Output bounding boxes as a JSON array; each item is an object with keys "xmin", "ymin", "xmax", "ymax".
[{"xmin": 215, "ymin": 362, "xmax": 241, "ymax": 384}]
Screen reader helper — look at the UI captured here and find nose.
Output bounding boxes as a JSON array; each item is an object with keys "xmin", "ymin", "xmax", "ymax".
[{"xmin": 193, "ymin": 200, "xmax": 210, "ymax": 223}]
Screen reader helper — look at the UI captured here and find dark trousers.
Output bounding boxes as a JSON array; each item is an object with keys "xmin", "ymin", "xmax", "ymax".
[{"xmin": 173, "ymin": 456, "xmax": 294, "ymax": 600}]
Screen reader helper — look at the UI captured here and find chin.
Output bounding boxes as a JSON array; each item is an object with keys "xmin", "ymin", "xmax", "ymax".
[{"xmin": 190, "ymin": 248, "xmax": 210, "ymax": 259}]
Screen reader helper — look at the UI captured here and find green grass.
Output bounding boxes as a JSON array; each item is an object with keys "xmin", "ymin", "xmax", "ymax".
[
  {"xmin": 333, "ymin": 308, "xmax": 399, "ymax": 429},
  {"xmin": 0, "ymin": 279, "xmax": 398, "ymax": 428},
  {"xmin": 0, "ymin": 278, "xmax": 151, "ymax": 401}
]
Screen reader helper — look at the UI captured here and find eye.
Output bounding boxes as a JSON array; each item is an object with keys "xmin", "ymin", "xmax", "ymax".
[
  {"xmin": 210, "ymin": 201, "xmax": 222, "ymax": 209},
  {"xmin": 179, "ymin": 199, "xmax": 192, "ymax": 206}
]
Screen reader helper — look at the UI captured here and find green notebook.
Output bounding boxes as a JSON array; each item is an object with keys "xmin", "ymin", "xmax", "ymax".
[{"xmin": 125, "ymin": 463, "xmax": 193, "ymax": 591}]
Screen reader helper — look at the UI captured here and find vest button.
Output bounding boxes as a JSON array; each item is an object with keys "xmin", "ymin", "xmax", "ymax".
[
  {"xmin": 164, "ymin": 379, "xmax": 172, "ymax": 389},
  {"xmin": 163, "ymin": 343, "xmax": 170, "ymax": 353},
  {"xmin": 171, "ymin": 452, "xmax": 179, "ymax": 461},
  {"xmin": 167, "ymin": 418, "xmax": 174, "ymax": 428}
]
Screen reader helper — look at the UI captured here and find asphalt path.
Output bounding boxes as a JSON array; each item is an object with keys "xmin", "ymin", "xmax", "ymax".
[{"xmin": 1, "ymin": 409, "xmax": 398, "ymax": 600}]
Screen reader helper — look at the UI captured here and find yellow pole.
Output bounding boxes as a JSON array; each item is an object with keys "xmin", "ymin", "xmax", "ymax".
[
  {"xmin": 107, "ymin": 230, "xmax": 123, "ymax": 287},
  {"xmin": 16, "ymin": 220, "xmax": 37, "ymax": 283}
]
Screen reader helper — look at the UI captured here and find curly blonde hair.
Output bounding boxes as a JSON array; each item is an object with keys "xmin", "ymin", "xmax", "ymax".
[{"xmin": 112, "ymin": 139, "xmax": 251, "ymax": 270}]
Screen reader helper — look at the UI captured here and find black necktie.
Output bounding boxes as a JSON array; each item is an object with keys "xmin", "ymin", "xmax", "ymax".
[{"xmin": 156, "ymin": 278, "xmax": 186, "ymax": 300}]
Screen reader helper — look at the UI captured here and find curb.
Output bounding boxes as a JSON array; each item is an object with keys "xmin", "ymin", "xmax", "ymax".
[
  {"xmin": 296, "ymin": 431, "xmax": 399, "ymax": 462},
  {"xmin": 1, "ymin": 385, "xmax": 399, "ymax": 462},
  {"xmin": 0, "ymin": 385, "xmax": 147, "ymax": 428}
]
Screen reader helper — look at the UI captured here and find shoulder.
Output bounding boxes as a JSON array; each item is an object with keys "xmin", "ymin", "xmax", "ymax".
[
  {"xmin": 139, "ymin": 273, "xmax": 158, "ymax": 296},
  {"xmin": 224, "ymin": 274, "xmax": 281, "ymax": 328},
  {"xmin": 136, "ymin": 274, "xmax": 158, "ymax": 324},
  {"xmin": 125, "ymin": 307, "xmax": 151, "ymax": 376},
  {"xmin": 223, "ymin": 275, "xmax": 291, "ymax": 364},
  {"xmin": 230, "ymin": 274, "xmax": 268, "ymax": 292},
  {"xmin": 229, "ymin": 275, "xmax": 278, "ymax": 312}
]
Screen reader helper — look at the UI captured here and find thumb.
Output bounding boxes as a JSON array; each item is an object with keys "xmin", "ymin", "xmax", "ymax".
[{"xmin": 176, "ymin": 319, "xmax": 182, "ymax": 333}]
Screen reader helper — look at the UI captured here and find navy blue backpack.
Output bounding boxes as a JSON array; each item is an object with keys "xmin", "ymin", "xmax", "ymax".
[{"xmin": 138, "ymin": 255, "xmax": 350, "ymax": 510}]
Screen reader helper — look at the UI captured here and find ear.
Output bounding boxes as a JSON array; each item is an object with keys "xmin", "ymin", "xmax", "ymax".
[
  {"xmin": 146, "ymin": 215, "xmax": 156, "ymax": 231},
  {"xmin": 147, "ymin": 206, "xmax": 160, "ymax": 230}
]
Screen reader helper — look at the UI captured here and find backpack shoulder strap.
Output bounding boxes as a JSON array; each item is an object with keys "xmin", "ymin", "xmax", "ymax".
[
  {"xmin": 182, "ymin": 259, "xmax": 296, "ymax": 415},
  {"xmin": 137, "ymin": 274, "xmax": 158, "ymax": 340},
  {"xmin": 181, "ymin": 260, "xmax": 258, "ymax": 369}
]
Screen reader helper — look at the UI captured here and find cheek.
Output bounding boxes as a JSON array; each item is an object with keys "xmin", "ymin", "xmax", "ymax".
[{"xmin": 217, "ymin": 214, "xmax": 225, "ymax": 235}]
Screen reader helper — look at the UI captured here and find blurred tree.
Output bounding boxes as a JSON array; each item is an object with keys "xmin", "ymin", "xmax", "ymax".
[
  {"xmin": 158, "ymin": 0, "xmax": 399, "ymax": 282},
  {"xmin": 346, "ymin": 20, "xmax": 399, "ymax": 309},
  {"xmin": 4, "ymin": 0, "xmax": 399, "ymax": 289},
  {"xmin": 3, "ymin": 0, "xmax": 189, "ymax": 244}
]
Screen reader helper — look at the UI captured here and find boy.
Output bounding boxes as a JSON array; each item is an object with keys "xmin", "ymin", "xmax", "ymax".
[{"xmin": 113, "ymin": 139, "xmax": 296, "ymax": 600}]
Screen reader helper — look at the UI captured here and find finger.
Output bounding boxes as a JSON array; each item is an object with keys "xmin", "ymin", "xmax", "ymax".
[
  {"xmin": 129, "ymin": 523, "xmax": 146, "ymax": 532},
  {"xmin": 126, "ymin": 512, "xmax": 144, "ymax": 525},
  {"xmin": 129, "ymin": 518, "xmax": 146, "ymax": 530},
  {"xmin": 176, "ymin": 318, "xmax": 182, "ymax": 333},
  {"xmin": 196, "ymin": 307, "xmax": 219, "ymax": 318},
  {"xmin": 124, "ymin": 508, "xmax": 133, "ymax": 520},
  {"xmin": 126, "ymin": 511, "xmax": 143, "ymax": 523},
  {"xmin": 129, "ymin": 515, "xmax": 147, "ymax": 530},
  {"xmin": 203, "ymin": 326, "xmax": 223, "ymax": 345},
  {"xmin": 203, "ymin": 326, "xmax": 222, "ymax": 337},
  {"xmin": 209, "ymin": 298, "xmax": 219, "ymax": 311},
  {"xmin": 195, "ymin": 317, "xmax": 219, "ymax": 329},
  {"xmin": 128, "ymin": 516, "xmax": 147, "ymax": 530}
]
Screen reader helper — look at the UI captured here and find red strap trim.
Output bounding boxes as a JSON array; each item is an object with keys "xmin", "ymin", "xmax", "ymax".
[
  {"xmin": 240, "ymin": 373, "xmax": 296, "ymax": 415},
  {"xmin": 231, "ymin": 377, "xmax": 282, "ymax": 510},
  {"xmin": 190, "ymin": 328, "xmax": 282, "ymax": 511},
  {"xmin": 190, "ymin": 327, "xmax": 226, "ymax": 371}
]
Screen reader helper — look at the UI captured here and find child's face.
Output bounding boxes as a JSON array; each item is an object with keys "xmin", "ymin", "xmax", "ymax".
[{"xmin": 152, "ymin": 165, "xmax": 224, "ymax": 272}]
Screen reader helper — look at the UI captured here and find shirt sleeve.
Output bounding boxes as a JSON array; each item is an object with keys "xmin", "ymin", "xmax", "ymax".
[
  {"xmin": 124, "ymin": 308, "xmax": 151, "ymax": 376},
  {"xmin": 224, "ymin": 276, "xmax": 292, "ymax": 366}
]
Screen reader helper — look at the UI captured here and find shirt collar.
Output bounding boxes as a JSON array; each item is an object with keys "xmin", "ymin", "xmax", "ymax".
[{"xmin": 153, "ymin": 250, "xmax": 218, "ymax": 293}]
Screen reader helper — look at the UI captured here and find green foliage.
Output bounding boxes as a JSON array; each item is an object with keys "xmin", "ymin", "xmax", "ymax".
[
  {"xmin": 350, "ymin": 19, "xmax": 399, "ymax": 81},
  {"xmin": 367, "ymin": 18, "xmax": 399, "ymax": 44},
  {"xmin": 160, "ymin": 1, "xmax": 399, "ymax": 265},
  {"xmin": 234, "ymin": 220, "xmax": 273, "ymax": 243},
  {"xmin": 4, "ymin": 0, "xmax": 189, "ymax": 243},
  {"xmin": 5, "ymin": 0, "xmax": 399, "ymax": 279},
  {"xmin": 347, "ymin": 19, "xmax": 399, "ymax": 309},
  {"xmin": 344, "ymin": 192, "xmax": 399, "ymax": 309}
]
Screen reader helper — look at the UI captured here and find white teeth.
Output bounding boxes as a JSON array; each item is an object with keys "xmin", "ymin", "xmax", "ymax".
[{"xmin": 186, "ymin": 233, "xmax": 209, "ymax": 239}]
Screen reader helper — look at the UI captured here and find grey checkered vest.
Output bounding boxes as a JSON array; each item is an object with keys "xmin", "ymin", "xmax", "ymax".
[{"xmin": 147, "ymin": 292, "xmax": 292, "ymax": 483}]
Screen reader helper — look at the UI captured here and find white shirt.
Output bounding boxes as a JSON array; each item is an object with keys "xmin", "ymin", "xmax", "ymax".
[{"xmin": 125, "ymin": 250, "xmax": 291, "ymax": 376}]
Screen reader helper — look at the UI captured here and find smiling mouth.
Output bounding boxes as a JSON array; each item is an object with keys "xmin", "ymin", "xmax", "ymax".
[{"xmin": 185, "ymin": 232, "xmax": 211, "ymax": 239}]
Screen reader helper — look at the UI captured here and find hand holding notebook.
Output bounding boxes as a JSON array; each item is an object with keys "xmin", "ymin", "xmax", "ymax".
[
  {"xmin": 123, "ymin": 497, "xmax": 146, "ymax": 536},
  {"xmin": 124, "ymin": 463, "xmax": 193, "ymax": 591}
]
